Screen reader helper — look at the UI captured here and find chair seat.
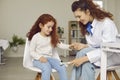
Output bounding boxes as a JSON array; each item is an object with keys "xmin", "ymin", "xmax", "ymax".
[
  {"xmin": 24, "ymin": 65, "xmax": 57, "ymax": 72},
  {"xmin": 107, "ymin": 65, "xmax": 120, "ymax": 71}
]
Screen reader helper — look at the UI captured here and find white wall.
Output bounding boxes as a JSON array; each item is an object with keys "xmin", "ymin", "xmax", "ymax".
[
  {"xmin": 0, "ymin": 0, "xmax": 76, "ymax": 57},
  {"xmin": 115, "ymin": 0, "xmax": 120, "ymax": 32},
  {"xmin": 0, "ymin": 0, "xmax": 120, "ymax": 57},
  {"xmin": 0, "ymin": 0, "xmax": 76, "ymax": 39},
  {"xmin": 103, "ymin": 0, "xmax": 120, "ymax": 32}
]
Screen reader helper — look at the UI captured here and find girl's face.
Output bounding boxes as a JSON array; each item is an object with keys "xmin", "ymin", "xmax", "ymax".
[
  {"xmin": 40, "ymin": 21, "xmax": 54, "ymax": 36},
  {"xmin": 73, "ymin": 8, "xmax": 91, "ymax": 25}
]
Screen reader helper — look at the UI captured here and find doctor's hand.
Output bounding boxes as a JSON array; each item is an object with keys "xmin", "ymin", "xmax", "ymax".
[
  {"xmin": 69, "ymin": 58, "xmax": 83, "ymax": 67},
  {"xmin": 39, "ymin": 56, "xmax": 48, "ymax": 63},
  {"xmin": 69, "ymin": 56, "xmax": 89, "ymax": 67},
  {"xmin": 70, "ymin": 42, "xmax": 88, "ymax": 50}
]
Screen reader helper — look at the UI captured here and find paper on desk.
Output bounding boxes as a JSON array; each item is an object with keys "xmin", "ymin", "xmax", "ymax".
[{"xmin": 0, "ymin": 39, "xmax": 9, "ymax": 50}]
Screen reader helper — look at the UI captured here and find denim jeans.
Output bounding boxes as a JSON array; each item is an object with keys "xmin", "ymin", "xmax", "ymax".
[
  {"xmin": 71, "ymin": 47, "xmax": 95, "ymax": 80},
  {"xmin": 33, "ymin": 57, "xmax": 68, "ymax": 80}
]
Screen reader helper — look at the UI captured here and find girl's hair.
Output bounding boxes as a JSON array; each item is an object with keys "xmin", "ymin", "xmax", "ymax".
[
  {"xmin": 71, "ymin": 0, "xmax": 113, "ymax": 35},
  {"xmin": 27, "ymin": 14, "xmax": 59, "ymax": 47}
]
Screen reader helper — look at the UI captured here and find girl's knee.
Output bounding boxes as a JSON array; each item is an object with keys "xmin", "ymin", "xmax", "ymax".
[{"xmin": 42, "ymin": 66, "xmax": 52, "ymax": 72}]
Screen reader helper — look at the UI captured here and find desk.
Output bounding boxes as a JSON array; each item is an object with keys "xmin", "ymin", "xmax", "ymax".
[
  {"xmin": 0, "ymin": 47, "xmax": 4, "ymax": 64},
  {"xmin": 100, "ymin": 42, "xmax": 120, "ymax": 80},
  {"xmin": 0, "ymin": 39, "xmax": 9, "ymax": 65}
]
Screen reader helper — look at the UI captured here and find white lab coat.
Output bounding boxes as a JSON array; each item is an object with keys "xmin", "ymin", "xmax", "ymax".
[{"xmin": 85, "ymin": 18, "xmax": 120, "ymax": 67}]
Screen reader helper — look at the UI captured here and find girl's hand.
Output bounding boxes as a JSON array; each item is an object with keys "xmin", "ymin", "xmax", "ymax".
[
  {"xmin": 69, "ymin": 43, "xmax": 75, "ymax": 49},
  {"xmin": 39, "ymin": 56, "xmax": 47, "ymax": 63}
]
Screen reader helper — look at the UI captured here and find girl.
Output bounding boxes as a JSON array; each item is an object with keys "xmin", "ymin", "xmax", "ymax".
[
  {"xmin": 27, "ymin": 14, "xmax": 69, "ymax": 80},
  {"xmin": 70, "ymin": 0, "xmax": 120, "ymax": 80}
]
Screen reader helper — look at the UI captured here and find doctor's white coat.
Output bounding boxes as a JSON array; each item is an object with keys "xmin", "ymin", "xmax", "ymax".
[{"xmin": 85, "ymin": 18, "xmax": 120, "ymax": 67}]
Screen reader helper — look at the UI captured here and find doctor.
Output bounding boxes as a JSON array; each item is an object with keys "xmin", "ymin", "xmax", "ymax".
[{"xmin": 69, "ymin": 0, "xmax": 120, "ymax": 80}]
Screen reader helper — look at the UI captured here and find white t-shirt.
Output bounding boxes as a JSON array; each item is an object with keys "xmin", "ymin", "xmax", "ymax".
[{"xmin": 30, "ymin": 32, "xmax": 70, "ymax": 60}]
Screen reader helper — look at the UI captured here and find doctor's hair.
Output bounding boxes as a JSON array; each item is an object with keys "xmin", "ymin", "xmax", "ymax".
[{"xmin": 71, "ymin": 0, "xmax": 113, "ymax": 20}]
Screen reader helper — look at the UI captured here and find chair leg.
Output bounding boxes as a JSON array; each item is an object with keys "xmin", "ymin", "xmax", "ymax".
[
  {"xmin": 35, "ymin": 72, "xmax": 55, "ymax": 80},
  {"xmin": 96, "ymin": 73, "xmax": 100, "ymax": 80},
  {"xmin": 112, "ymin": 70, "xmax": 120, "ymax": 80},
  {"xmin": 107, "ymin": 71, "xmax": 112, "ymax": 80},
  {"xmin": 50, "ymin": 74, "xmax": 55, "ymax": 80},
  {"xmin": 96, "ymin": 70, "xmax": 120, "ymax": 80},
  {"xmin": 35, "ymin": 73, "xmax": 41, "ymax": 80}
]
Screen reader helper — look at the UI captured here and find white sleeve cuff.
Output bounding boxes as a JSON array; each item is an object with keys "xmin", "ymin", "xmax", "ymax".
[{"xmin": 86, "ymin": 49, "xmax": 101, "ymax": 63}]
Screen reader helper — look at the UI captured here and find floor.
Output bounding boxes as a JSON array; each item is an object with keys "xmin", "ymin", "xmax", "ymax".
[
  {"xmin": 0, "ymin": 56, "xmax": 74, "ymax": 80},
  {"xmin": 0, "ymin": 56, "xmax": 120, "ymax": 80}
]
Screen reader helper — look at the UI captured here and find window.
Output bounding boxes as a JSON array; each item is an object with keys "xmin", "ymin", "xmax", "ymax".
[{"xmin": 94, "ymin": 0, "xmax": 103, "ymax": 8}]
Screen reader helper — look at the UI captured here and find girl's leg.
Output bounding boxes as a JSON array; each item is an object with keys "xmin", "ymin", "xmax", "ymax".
[
  {"xmin": 33, "ymin": 60, "xmax": 52, "ymax": 80},
  {"xmin": 47, "ymin": 58, "xmax": 68, "ymax": 80}
]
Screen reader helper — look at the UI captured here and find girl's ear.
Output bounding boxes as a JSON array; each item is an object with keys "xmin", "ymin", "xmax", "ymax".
[{"xmin": 39, "ymin": 23, "xmax": 43, "ymax": 28}]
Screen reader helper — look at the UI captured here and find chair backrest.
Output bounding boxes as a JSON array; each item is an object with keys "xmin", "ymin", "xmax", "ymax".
[
  {"xmin": 23, "ymin": 38, "xmax": 60, "ymax": 72},
  {"xmin": 116, "ymin": 34, "xmax": 120, "ymax": 42},
  {"xmin": 23, "ymin": 38, "xmax": 33, "ymax": 68},
  {"xmin": 101, "ymin": 34, "xmax": 120, "ymax": 70}
]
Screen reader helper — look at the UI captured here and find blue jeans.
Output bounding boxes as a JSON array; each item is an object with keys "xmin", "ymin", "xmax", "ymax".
[
  {"xmin": 33, "ymin": 57, "xmax": 68, "ymax": 80},
  {"xmin": 71, "ymin": 47, "xmax": 95, "ymax": 80}
]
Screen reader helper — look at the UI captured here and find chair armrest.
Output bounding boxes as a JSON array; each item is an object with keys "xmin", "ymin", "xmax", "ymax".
[{"xmin": 101, "ymin": 42, "xmax": 120, "ymax": 53}]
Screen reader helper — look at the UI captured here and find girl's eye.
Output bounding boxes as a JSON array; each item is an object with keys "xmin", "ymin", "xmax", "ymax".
[
  {"xmin": 48, "ymin": 26, "xmax": 53, "ymax": 29},
  {"xmin": 48, "ymin": 26, "xmax": 51, "ymax": 28},
  {"xmin": 76, "ymin": 16, "xmax": 81, "ymax": 18}
]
